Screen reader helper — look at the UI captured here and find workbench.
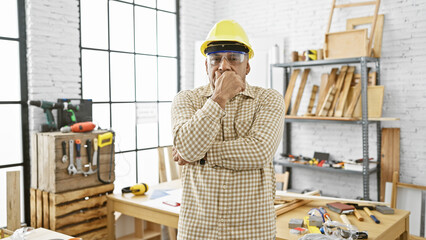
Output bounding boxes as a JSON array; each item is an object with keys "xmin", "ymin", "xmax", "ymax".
[{"xmin": 107, "ymin": 180, "xmax": 410, "ymax": 240}]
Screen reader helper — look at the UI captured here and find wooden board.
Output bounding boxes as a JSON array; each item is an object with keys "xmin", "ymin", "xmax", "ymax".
[
  {"xmin": 347, "ymin": 15, "xmax": 385, "ymax": 57},
  {"xmin": 318, "ymin": 86, "xmax": 337, "ymax": 116},
  {"xmin": 304, "ymin": 85, "xmax": 319, "ymax": 116},
  {"xmin": 327, "ymin": 66, "xmax": 349, "ymax": 116},
  {"xmin": 290, "ymin": 68, "xmax": 310, "ymax": 116},
  {"xmin": 315, "ymin": 73, "xmax": 329, "ymax": 115},
  {"xmin": 32, "ymin": 131, "xmax": 115, "ymax": 193},
  {"xmin": 31, "ymin": 184, "xmax": 114, "ymax": 240},
  {"xmin": 353, "ymin": 85, "xmax": 385, "ymax": 118},
  {"xmin": 381, "ymin": 128, "xmax": 400, "ymax": 202},
  {"xmin": 316, "ymin": 69, "xmax": 338, "ymax": 115},
  {"xmin": 7, "ymin": 171, "xmax": 20, "ymax": 231},
  {"xmin": 284, "ymin": 69, "xmax": 301, "ymax": 115},
  {"xmin": 325, "ymin": 29, "xmax": 369, "ymax": 59},
  {"xmin": 334, "ymin": 66, "xmax": 355, "ymax": 117},
  {"xmin": 353, "ymin": 72, "xmax": 377, "ymax": 86},
  {"xmin": 344, "ymin": 83, "xmax": 362, "ymax": 117}
]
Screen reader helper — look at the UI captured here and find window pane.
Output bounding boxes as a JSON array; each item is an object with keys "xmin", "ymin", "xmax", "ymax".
[
  {"xmin": 159, "ymin": 102, "xmax": 172, "ymax": 146},
  {"xmin": 112, "ymin": 103, "xmax": 136, "ymax": 151},
  {"xmin": 158, "ymin": 57, "xmax": 177, "ymax": 101},
  {"xmin": 157, "ymin": 11, "xmax": 176, "ymax": 57},
  {"xmin": 0, "ymin": 40, "xmax": 20, "ymax": 101},
  {"xmin": 109, "ymin": 1, "xmax": 134, "ymax": 52},
  {"xmin": 80, "ymin": 0, "xmax": 108, "ymax": 49},
  {"xmin": 82, "ymin": 50, "xmax": 110, "ymax": 101},
  {"xmin": 134, "ymin": 0, "xmax": 155, "ymax": 8},
  {"xmin": 93, "ymin": 103, "xmax": 111, "ymax": 129},
  {"xmin": 110, "ymin": 52, "xmax": 135, "ymax": 102},
  {"xmin": 136, "ymin": 103, "xmax": 158, "ymax": 149},
  {"xmin": 0, "ymin": 105, "xmax": 22, "ymax": 165},
  {"xmin": 0, "ymin": 167, "xmax": 24, "ymax": 227},
  {"xmin": 113, "ymin": 151, "xmax": 136, "ymax": 194},
  {"xmin": 0, "ymin": 0, "xmax": 18, "ymax": 38},
  {"xmin": 135, "ymin": 7, "xmax": 156, "ymax": 55},
  {"xmin": 158, "ymin": 0, "xmax": 176, "ymax": 12},
  {"xmin": 137, "ymin": 149, "xmax": 159, "ymax": 186},
  {"xmin": 135, "ymin": 55, "xmax": 157, "ymax": 101}
]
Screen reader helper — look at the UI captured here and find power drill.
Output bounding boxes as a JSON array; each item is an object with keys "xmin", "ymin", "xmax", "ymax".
[{"xmin": 28, "ymin": 100, "xmax": 79, "ymax": 132}]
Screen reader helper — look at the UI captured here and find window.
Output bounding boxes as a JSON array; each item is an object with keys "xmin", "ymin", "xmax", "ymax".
[
  {"xmin": 0, "ymin": 0, "xmax": 29, "ymax": 226},
  {"xmin": 80, "ymin": 0, "xmax": 180, "ymax": 192}
]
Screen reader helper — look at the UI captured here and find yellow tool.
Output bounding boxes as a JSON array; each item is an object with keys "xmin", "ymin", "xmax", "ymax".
[
  {"xmin": 121, "ymin": 183, "xmax": 149, "ymax": 196},
  {"xmin": 97, "ymin": 131, "xmax": 115, "ymax": 184},
  {"xmin": 304, "ymin": 216, "xmax": 321, "ymax": 233},
  {"xmin": 98, "ymin": 132, "xmax": 113, "ymax": 147}
]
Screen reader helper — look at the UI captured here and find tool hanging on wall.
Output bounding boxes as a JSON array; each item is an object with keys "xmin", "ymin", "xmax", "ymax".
[
  {"xmin": 121, "ymin": 183, "xmax": 149, "ymax": 195},
  {"xmin": 61, "ymin": 141, "xmax": 68, "ymax": 163},
  {"xmin": 83, "ymin": 139, "xmax": 97, "ymax": 176},
  {"xmin": 67, "ymin": 139, "xmax": 78, "ymax": 175},
  {"xmin": 60, "ymin": 121, "xmax": 96, "ymax": 133},
  {"xmin": 97, "ymin": 131, "xmax": 115, "ymax": 184}
]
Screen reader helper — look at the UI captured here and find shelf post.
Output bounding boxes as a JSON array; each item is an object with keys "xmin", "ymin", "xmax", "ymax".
[{"xmin": 360, "ymin": 57, "xmax": 370, "ymax": 200}]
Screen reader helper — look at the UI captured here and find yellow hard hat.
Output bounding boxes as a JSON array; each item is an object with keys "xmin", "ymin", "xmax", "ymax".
[{"xmin": 200, "ymin": 19, "xmax": 254, "ymax": 59}]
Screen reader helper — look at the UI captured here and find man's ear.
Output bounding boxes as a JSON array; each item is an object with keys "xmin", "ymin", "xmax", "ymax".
[
  {"xmin": 205, "ymin": 59, "xmax": 208, "ymax": 75},
  {"xmin": 246, "ymin": 61, "xmax": 251, "ymax": 75}
]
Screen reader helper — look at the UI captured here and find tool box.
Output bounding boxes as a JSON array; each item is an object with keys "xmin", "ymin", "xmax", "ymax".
[{"xmin": 31, "ymin": 130, "xmax": 115, "ymax": 193}]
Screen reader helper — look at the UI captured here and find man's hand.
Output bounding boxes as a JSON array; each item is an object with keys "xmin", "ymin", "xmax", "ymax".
[
  {"xmin": 211, "ymin": 71, "xmax": 245, "ymax": 109},
  {"xmin": 172, "ymin": 147, "xmax": 190, "ymax": 166}
]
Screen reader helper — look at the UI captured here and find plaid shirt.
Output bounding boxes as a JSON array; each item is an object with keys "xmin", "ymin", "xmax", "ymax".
[{"xmin": 172, "ymin": 83, "xmax": 285, "ymax": 239}]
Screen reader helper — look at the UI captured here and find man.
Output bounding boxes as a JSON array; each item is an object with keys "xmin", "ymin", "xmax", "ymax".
[{"xmin": 171, "ymin": 19, "xmax": 285, "ymax": 239}]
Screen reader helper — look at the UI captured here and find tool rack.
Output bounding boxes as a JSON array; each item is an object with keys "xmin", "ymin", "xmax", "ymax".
[{"xmin": 270, "ymin": 57, "xmax": 394, "ymax": 200}]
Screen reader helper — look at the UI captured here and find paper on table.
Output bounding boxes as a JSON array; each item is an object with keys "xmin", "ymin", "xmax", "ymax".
[{"xmin": 141, "ymin": 188, "xmax": 183, "ymax": 214}]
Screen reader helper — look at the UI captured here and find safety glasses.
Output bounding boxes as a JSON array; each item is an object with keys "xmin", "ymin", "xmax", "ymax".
[{"xmin": 207, "ymin": 50, "xmax": 247, "ymax": 66}]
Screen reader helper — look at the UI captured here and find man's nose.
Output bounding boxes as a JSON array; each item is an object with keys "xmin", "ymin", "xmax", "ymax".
[{"xmin": 218, "ymin": 57, "xmax": 231, "ymax": 71}]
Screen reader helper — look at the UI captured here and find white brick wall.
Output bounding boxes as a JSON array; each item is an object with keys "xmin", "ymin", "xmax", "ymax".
[
  {"xmin": 179, "ymin": 0, "xmax": 215, "ymax": 90},
  {"xmin": 26, "ymin": 0, "xmax": 81, "ymax": 132},
  {"xmin": 181, "ymin": 0, "xmax": 426, "ymax": 200}
]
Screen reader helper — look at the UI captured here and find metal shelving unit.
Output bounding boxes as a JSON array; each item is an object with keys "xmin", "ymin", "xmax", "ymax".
[{"xmin": 271, "ymin": 57, "xmax": 381, "ymax": 200}]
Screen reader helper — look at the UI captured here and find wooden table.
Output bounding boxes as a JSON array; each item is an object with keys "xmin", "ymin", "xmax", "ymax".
[{"xmin": 107, "ymin": 180, "xmax": 410, "ymax": 240}]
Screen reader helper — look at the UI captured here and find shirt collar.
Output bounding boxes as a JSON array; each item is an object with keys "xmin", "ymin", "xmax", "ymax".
[{"xmin": 201, "ymin": 82, "xmax": 254, "ymax": 99}]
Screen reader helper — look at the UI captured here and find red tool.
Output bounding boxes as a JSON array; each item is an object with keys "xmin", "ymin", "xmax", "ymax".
[{"xmin": 60, "ymin": 121, "xmax": 96, "ymax": 133}]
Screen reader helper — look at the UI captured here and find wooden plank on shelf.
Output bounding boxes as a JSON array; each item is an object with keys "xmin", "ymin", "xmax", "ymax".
[
  {"xmin": 285, "ymin": 115, "xmax": 398, "ymax": 122},
  {"xmin": 381, "ymin": 128, "xmax": 400, "ymax": 202},
  {"xmin": 290, "ymin": 68, "xmax": 310, "ymax": 116},
  {"xmin": 353, "ymin": 86, "xmax": 385, "ymax": 118},
  {"xmin": 304, "ymin": 85, "xmax": 319, "ymax": 116},
  {"xmin": 353, "ymin": 72, "xmax": 376, "ymax": 86},
  {"xmin": 284, "ymin": 69, "xmax": 301, "ymax": 115},
  {"xmin": 7, "ymin": 171, "xmax": 21, "ymax": 232},
  {"xmin": 316, "ymin": 68, "xmax": 338, "ymax": 115},
  {"xmin": 315, "ymin": 73, "xmax": 329, "ymax": 115},
  {"xmin": 334, "ymin": 66, "xmax": 355, "ymax": 117},
  {"xmin": 318, "ymin": 86, "xmax": 337, "ymax": 117},
  {"xmin": 327, "ymin": 66, "xmax": 349, "ymax": 116},
  {"xmin": 343, "ymin": 83, "xmax": 362, "ymax": 117}
]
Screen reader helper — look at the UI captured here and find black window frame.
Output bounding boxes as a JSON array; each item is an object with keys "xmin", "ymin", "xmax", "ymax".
[{"xmin": 79, "ymin": 0, "xmax": 180, "ymax": 184}]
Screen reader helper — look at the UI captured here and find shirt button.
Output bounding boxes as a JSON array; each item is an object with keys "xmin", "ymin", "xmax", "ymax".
[
  {"xmin": 200, "ymin": 159, "xmax": 205, "ymax": 165},
  {"xmin": 222, "ymin": 184, "xmax": 226, "ymax": 189},
  {"xmin": 224, "ymin": 127, "xmax": 230, "ymax": 132}
]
